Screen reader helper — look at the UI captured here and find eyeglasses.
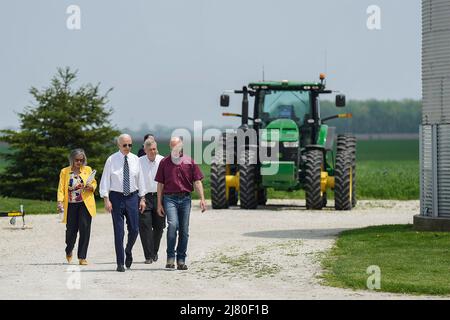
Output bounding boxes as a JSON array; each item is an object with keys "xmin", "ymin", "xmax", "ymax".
[
  {"xmin": 74, "ymin": 158, "xmax": 85, "ymax": 163},
  {"xmin": 122, "ymin": 144, "xmax": 133, "ymax": 148}
]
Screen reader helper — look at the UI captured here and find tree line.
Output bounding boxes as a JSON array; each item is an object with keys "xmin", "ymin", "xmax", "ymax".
[{"xmin": 321, "ymin": 99, "xmax": 421, "ymax": 134}]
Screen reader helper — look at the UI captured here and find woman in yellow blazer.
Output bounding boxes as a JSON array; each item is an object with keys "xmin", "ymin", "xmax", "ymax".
[{"xmin": 57, "ymin": 149, "xmax": 97, "ymax": 266}]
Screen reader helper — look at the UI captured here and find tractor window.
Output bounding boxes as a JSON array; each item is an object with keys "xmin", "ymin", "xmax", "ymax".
[{"xmin": 260, "ymin": 90, "xmax": 310, "ymax": 124}]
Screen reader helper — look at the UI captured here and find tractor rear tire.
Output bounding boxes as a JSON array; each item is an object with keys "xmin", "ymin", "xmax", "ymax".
[
  {"xmin": 258, "ymin": 188, "xmax": 267, "ymax": 206},
  {"xmin": 210, "ymin": 148, "xmax": 228, "ymax": 209},
  {"xmin": 336, "ymin": 134, "xmax": 347, "ymax": 153},
  {"xmin": 239, "ymin": 149, "xmax": 258, "ymax": 209},
  {"xmin": 337, "ymin": 135, "xmax": 357, "ymax": 208},
  {"xmin": 334, "ymin": 138, "xmax": 352, "ymax": 211},
  {"xmin": 228, "ymin": 187, "xmax": 238, "ymax": 206},
  {"xmin": 347, "ymin": 136, "xmax": 357, "ymax": 208},
  {"xmin": 322, "ymin": 192, "xmax": 328, "ymax": 208},
  {"xmin": 305, "ymin": 149, "xmax": 324, "ymax": 210}
]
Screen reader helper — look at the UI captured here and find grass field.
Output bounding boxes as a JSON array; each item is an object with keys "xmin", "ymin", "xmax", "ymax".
[
  {"xmin": 0, "ymin": 196, "xmax": 57, "ymax": 215},
  {"xmin": 321, "ymin": 225, "xmax": 450, "ymax": 296},
  {"xmin": 0, "ymin": 196, "xmax": 105, "ymax": 215}
]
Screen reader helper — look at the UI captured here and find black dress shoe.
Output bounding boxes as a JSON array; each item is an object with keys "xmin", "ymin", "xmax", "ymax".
[
  {"xmin": 165, "ymin": 263, "xmax": 175, "ymax": 269},
  {"xmin": 116, "ymin": 265, "xmax": 125, "ymax": 272},
  {"xmin": 125, "ymin": 254, "xmax": 133, "ymax": 269},
  {"xmin": 153, "ymin": 254, "xmax": 158, "ymax": 262}
]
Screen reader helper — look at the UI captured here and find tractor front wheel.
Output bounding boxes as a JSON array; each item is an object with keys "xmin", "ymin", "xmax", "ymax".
[
  {"xmin": 228, "ymin": 187, "xmax": 238, "ymax": 206},
  {"xmin": 258, "ymin": 188, "xmax": 267, "ymax": 206},
  {"xmin": 210, "ymin": 148, "xmax": 228, "ymax": 209}
]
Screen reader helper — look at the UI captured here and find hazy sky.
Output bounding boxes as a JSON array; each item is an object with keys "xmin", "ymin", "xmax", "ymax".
[{"xmin": 0, "ymin": 0, "xmax": 421, "ymax": 130}]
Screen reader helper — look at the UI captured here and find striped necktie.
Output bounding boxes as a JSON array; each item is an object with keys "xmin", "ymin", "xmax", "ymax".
[{"xmin": 123, "ymin": 155, "xmax": 130, "ymax": 196}]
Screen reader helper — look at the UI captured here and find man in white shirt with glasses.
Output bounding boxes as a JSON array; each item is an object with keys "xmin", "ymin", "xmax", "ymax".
[{"xmin": 100, "ymin": 133, "xmax": 147, "ymax": 272}]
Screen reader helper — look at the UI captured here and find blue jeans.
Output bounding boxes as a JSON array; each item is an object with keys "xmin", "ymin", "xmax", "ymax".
[{"xmin": 164, "ymin": 194, "xmax": 191, "ymax": 264}]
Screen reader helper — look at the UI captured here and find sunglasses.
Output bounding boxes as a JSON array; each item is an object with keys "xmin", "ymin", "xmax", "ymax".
[
  {"xmin": 74, "ymin": 158, "xmax": 85, "ymax": 163},
  {"xmin": 122, "ymin": 144, "xmax": 133, "ymax": 148}
]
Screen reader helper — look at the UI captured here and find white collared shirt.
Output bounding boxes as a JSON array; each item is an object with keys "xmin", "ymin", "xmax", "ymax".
[
  {"xmin": 139, "ymin": 154, "xmax": 164, "ymax": 193},
  {"xmin": 100, "ymin": 151, "xmax": 147, "ymax": 198}
]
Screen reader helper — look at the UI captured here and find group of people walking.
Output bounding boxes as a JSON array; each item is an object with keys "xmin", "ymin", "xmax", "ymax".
[{"xmin": 57, "ymin": 134, "xmax": 207, "ymax": 272}]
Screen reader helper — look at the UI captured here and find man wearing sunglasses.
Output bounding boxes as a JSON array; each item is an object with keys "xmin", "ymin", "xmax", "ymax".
[{"xmin": 100, "ymin": 133, "xmax": 147, "ymax": 272}]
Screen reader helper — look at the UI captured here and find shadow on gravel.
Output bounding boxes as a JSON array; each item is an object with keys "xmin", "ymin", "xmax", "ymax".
[
  {"xmin": 243, "ymin": 228, "xmax": 348, "ymax": 239},
  {"xmin": 94, "ymin": 262, "xmax": 164, "ymax": 265},
  {"xmin": 29, "ymin": 263, "xmax": 67, "ymax": 266},
  {"xmin": 228, "ymin": 204, "xmax": 306, "ymax": 211},
  {"xmin": 230, "ymin": 204, "xmax": 339, "ymax": 211},
  {"xmin": 2, "ymin": 227, "xmax": 33, "ymax": 231},
  {"xmin": 80, "ymin": 268, "xmax": 170, "ymax": 272}
]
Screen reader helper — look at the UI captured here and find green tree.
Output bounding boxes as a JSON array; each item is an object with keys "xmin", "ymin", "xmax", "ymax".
[{"xmin": 0, "ymin": 67, "xmax": 120, "ymax": 200}]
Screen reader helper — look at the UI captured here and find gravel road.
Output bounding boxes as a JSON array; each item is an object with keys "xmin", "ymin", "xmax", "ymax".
[{"xmin": 0, "ymin": 200, "xmax": 446, "ymax": 300}]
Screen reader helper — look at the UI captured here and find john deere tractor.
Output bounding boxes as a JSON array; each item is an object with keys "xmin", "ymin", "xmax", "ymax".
[{"xmin": 210, "ymin": 74, "xmax": 356, "ymax": 210}]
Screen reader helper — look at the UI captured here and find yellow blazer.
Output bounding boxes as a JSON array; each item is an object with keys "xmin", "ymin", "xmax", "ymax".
[{"xmin": 57, "ymin": 166, "xmax": 97, "ymax": 224}]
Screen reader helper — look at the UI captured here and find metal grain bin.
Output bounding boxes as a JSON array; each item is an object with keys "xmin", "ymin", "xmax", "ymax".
[
  {"xmin": 420, "ymin": 125, "xmax": 433, "ymax": 216},
  {"xmin": 422, "ymin": 0, "xmax": 450, "ymax": 125},
  {"xmin": 417, "ymin": 1, "xmax": 450, "ymax": 229},
  {"xmin": 437, "ymin": 124, "xmax": 450, "ymax": 217},
  {"xmin": 420, "ymin": 124, "xmax": 450, "ymax": 217}
]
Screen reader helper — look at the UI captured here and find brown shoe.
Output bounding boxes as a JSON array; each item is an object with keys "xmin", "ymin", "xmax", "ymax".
[
  {"xmin": 66, "ymin": 253, "xmax": 73, "ymax": 264},
  {"xmin": 177, "ymin": 263, "xmax": 188, "ymax": 270},
  {"xmin": 79, "ymin": 259, "xmax": 88, "ymax": 266},
  {"xmin": 166, "ymin": 258, "xmax": 175, "ymax": 269}
]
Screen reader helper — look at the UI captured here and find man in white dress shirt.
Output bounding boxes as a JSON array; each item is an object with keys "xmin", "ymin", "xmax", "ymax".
[
  {"xmin": 138, "ymin": 138, "xmax": 165, "ymax": 264},
  {"xmin": 100, "ymin": 133, "xmax": 147, "ymax": 272}
]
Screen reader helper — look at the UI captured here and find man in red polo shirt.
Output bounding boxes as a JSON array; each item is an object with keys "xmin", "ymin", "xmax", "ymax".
[{"xmin": 155, "ymin": 136, "xmax": 207, "ymax": 270}]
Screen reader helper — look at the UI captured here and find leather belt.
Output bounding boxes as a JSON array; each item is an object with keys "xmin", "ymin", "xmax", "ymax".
[
  {"xmin": 164, "ymin": 192, "xmax": 190, "ymax": 197},
  {"xmin": 110, "ymin": 190, "xmax": 138, "ymax": 197}
]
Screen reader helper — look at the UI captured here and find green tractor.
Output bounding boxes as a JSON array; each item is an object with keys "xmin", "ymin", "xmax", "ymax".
[{"xmin": 210, "ymin": 74, "xmax": 356, "ymax": 210}]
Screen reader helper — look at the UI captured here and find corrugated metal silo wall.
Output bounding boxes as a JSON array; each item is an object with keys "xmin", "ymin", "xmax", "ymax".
[
  {"xmin": 421, "ymin": 0, "xmax": 450, "ymax": 217},
  {"xmin": 420, "ymin": 126, "xmax": 433, "ymax": 216},
  {"xmin": 422, "ymin": 0, "xmax": 450, "ymax": 124}
]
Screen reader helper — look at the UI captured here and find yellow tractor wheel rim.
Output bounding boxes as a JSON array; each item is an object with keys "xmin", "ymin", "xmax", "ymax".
[
  {"xmin": 225, "ymin": 164, "xmax": 240, "ymax": 200},
  {"xmin": 321, "ymin": 171, "xmax": 335, "ymax": 193}
]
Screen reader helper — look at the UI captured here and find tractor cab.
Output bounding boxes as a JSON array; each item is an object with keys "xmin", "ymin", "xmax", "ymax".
[
  {"xmin": 250, "ymin": 82, "xmax": 323, "ymax": 152},
  {"xmin": 258, "ymin": 91, "xmax": 308, "ymax": 126}
]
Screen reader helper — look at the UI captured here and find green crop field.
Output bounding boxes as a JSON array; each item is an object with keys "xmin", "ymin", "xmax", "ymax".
[{"xmin": 353, "ymin": 140, "xmax": 419, "ymax": 200}]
